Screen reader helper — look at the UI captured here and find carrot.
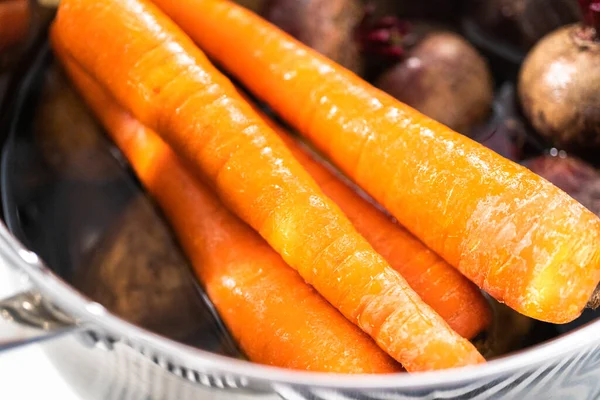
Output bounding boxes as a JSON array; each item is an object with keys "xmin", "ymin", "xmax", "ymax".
[
  {"xmin": 151, "ymin": 0, "xmax": 600, "ymax": 324},
  {"xmin": 51, "ymin": 0, "xmax": 484, "ymax": 371},
  {"xmin": 244, "ymin": 106, "xmax": 492, "ymax": 339},
  {"xmin": 0, "ymin": 0, "xmax": 29, "ymax": 51},
  {"xmin": 59, "ymin": 60, "xmax": 402, "ymax": 374}
]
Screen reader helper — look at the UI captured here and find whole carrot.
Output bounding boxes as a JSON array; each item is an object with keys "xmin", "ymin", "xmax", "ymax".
[
  {"xmin": 152, "ymin": 0, "xmax": 600, "ymax": 324},
  {"xmin": 51, "ymin": 0, "xmax": 484, "ymax": 371},
  {"xmin": 252, "ymin": 107, "xmax": 491, "ymax": 339},
  {"xmin": 60, "ymin": 61, "xmax": 402, "ymax": 374}
]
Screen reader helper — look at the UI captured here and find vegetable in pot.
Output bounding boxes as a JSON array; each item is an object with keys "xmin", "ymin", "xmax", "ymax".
[
  {"xmin": 159, "ymin": 0, "xmax": 600, "ymax": 324},
  {"xmin": 257, "ymin": 108, "xmax": 492, "ymax": 340},
  {"xmin": 35, "ymin": 67, "xmax": 124, "ymax": 182},
  {"xmin": 519, "ymin": 1, "xmax": 600, "ymax": 153},
  {"xmin": 66, "ymin": 62, "xmax": 402, "ymax": 373},
  {"xmin": 75, "ymin": 195, "xmax": 210, "ymax": 343},
  {"xmin": 53, "ymin": 0, "xmax": 485, "ymax": 371},
  {"xmin": 524, "ymin": 153, "xmax": 600, "ymax": 311},
  {"xmin": 376, "ymin": 31, "xmax": 494, "ymax": 134},
  {"xmin": 262, "ymin": 0, "xmax": 364, "ymax": 74}
]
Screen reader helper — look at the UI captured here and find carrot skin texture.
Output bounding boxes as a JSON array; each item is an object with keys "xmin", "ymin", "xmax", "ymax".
[
  {"xmin": 255, "ymin": 112, "xmax": 491, "ymax": 339},
  {"xmin": 51, "ymin": 0, "xmax": 484, "ymax": 370},
  {"xmin": 59, "ymin": 62, "xmax": 402, "ymax": 374},
  {"xmin": 152, "ymin": 0, "xmax": 600, "ymax": 323}
]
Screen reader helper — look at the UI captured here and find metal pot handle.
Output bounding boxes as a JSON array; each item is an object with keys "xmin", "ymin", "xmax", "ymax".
[{"xmin": 0, "ymin": 223, "xmax": 77, "ymax": 351}]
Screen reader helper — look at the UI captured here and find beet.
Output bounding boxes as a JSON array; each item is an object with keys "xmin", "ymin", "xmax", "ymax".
[
  {"xmin": 375, "ymin": 32, "xmax": 493, "ymax": 134},
  {"xmin": 262, "ymin": 0, "xmax": 364, "ymax": 74},
  {"xmin": 518, "ymin": 1, "xmax": 600, "ymax": 154}
]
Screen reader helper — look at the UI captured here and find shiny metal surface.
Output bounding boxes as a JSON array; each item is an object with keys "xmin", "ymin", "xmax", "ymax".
[
  {"xmin": 0, "ymin": 291, "xmax": 76, "ymax": 350},
  {"xmin": 1, "ymin": 156, "xmax": 600, "ymax": 397},
  {"xmin": 1, "ymin": 1, "xmax": 600, "ymax": 399}
]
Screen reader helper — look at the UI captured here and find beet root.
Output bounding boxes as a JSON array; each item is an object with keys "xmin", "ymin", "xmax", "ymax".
[
  {"xmin": 262, "ymin": 0, "xmax": 364, "ymax": 74},
  {"xmin": 519, "ymin": 24, "xmax": 600, "ymax": 153},
  {"xmin": 376, "ymin": 32, "xmax": 493, "ymax": 134}
]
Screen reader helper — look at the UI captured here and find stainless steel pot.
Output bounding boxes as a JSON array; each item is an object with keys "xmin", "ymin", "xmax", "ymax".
[
  {"xmin": 2, "ymin": 222, "xmax": 600, "ymax": 400},
  {"xmin": 2, "ymin": 2, "xmax": 600, "ymax": 399}
]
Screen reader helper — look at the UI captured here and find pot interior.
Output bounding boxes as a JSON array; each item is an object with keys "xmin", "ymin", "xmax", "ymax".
[{"xmin": 1, "ymin": 38, "xmax": 599, "ymax": 368}]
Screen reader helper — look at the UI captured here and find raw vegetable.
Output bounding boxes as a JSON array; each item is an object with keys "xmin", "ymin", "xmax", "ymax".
[
  {"xmin": 523, "ymin": 154, "xmax": 600, "ymax": 310},
  {"xmin": 75, "ymin": 194, "xmax": 211, "ymax": 342},
  {"xmin": 262, "ymin": 0, "xmax": 364, "ymax": 74},
  {"xmin": 254, "ymin": 105, "xmax": 492, "ymax": 339},
  {"xmin": 375, "ymin": 31, "xmax": 493, "ymax": 134},
  {"xmin": 61, "ymin": 61, "xmax": 402, "ymax": 373},
  {"xmin": 35, "ymin": 67, "xmax": 122, "ymax": 182},
  {"xmin": 154, "ymin": 0, "xmax": 600, "ymax": 323},
  {"xmin": 52, "ymin": 0, "xmax": 484, "ymax": 371},
  {"xmin": 519, "ymin": 1, "xmax": 600, "ymax": 153}
]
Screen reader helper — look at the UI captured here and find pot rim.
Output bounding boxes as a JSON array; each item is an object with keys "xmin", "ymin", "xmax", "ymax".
[{"xmin": 4, "ymin": 222, "xmax": 599, "ymax": 391}]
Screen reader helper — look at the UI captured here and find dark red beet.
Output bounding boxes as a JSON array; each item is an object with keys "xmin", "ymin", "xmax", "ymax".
[
  {"xmin": 355, "ymin": 9, "xmax": 445, "ymax": 80},
  {"xmin": 375, "ymin": 32, "xmax": 493, "ymax": 134},
  {"xmin": 519, "ymin": 1, "xmax": 600, "ymax": 154},
  {"xmin": 578, "ymin": 0, "xmax": 600, "ymax": 37},
  {"xmin": 262, "ymin": 0, "xmax": 364, "ymax": 74},
  {"xmin": 355, "ymin": 7, "xmax": 411, "ymax": 61}
]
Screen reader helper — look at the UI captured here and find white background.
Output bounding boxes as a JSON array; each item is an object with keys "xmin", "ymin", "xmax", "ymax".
[
  {"xmin": 0, "ymin": 346, "xmax": 80, "ymax": 399},
  {"xmin": 0, "ymin": 263, "xmax": 81, "ymax": 399}
]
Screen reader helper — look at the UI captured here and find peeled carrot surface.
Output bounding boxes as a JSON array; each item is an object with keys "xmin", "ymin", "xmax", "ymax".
[
  {"xmin": 252, "ymin": 108, "xmax": 491, "ymax": 339},
  {"xmin": 52, "ymin": 0, "xmax": 484, "ymax": 371},
  {"xmin": 0, "ymin": 0, "xmax": 29, "ymax": 51},
  {"xmin": 153, "ymin": 0, "xmax": 600, "ymax": 323},
  {"xmin": 61, "ymin": 61, "xmax": 402, "ymax": 374}
]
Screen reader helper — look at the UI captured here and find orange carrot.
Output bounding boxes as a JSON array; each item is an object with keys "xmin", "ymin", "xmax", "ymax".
[
  {"xmin": 255, "ymin": 113, "xmax": 491, "ymax": 339},
  {"xmin": 152, "ymin": 0, "xmax": 600, "ymax": 324},
  {"xmin": 60, "ymin": 60, "xmax": 402, "ymax": 374},
  {"xmin": 0, "ymin": 0, "xmax": 29, "ymax": 51},
  {"xmin": 51, "ymin": 0, "xmax": 484, "ymax": 370}
]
